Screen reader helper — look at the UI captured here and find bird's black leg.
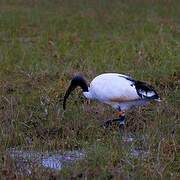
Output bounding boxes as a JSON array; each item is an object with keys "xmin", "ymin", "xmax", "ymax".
[
  {"xmin": 117, "ymin": 114, "xmax": 125, "ymax": 126},
  {"xmin": 102, "ymin": 111, "xmax": 125, "ymax": 128},
  {"xmin": 116, "ymin": 111, "xmax": 125, "ymax": 128},
  {"xmin": 117, "ymin": 114, "xmax": 125, "ymax": 130}
]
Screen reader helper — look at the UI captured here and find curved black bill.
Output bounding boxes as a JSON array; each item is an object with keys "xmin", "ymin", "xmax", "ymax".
[{"xmin": 63, "ymin": 84, "xmax": 76, "ymax": 110}]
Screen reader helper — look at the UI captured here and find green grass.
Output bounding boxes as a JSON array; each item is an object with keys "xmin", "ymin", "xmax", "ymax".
[{"xmin": 0, "ymin": 0, "xmax": 179, "ymax": 179}]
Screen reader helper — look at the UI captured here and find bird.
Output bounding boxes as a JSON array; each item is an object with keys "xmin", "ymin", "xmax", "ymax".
[{"xmin": 63, "ymin": 73, "xmax": 161, "ymax": 127}]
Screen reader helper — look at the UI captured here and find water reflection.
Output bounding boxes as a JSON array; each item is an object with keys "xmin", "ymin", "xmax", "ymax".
[{"xmin": 8, "ymin": 148, "xmax": 86, "ymax": 175}]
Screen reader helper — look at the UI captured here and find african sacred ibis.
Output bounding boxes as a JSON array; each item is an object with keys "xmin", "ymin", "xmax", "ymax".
[{"xmin": 63, "ymin": 73, "xmax": 160, "ymax": 126}]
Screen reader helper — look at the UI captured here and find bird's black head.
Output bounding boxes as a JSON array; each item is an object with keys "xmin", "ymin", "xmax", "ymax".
[{"xmin": 63, "ymin": 75, "xmax": 88, "ymax": 110}]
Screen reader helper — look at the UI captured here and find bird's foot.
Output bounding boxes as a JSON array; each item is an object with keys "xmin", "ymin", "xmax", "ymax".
[
  {"xmin": 117, "ymin": 115, "xmax": 125, "ymax": 125},
  {"xmin": 102, "ymin": 116, "xmax": 125, "ymax": 129},
  {"xmin": 117, "ymin": 116, "xmax": 125, "ymax": 130}
]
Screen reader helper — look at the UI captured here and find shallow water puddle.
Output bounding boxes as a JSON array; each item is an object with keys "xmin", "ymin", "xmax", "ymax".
[
  {"xmin": 8, "ymin": 148, "xmax": 86, "ymax": 175},
  {"xmin": 7, "ymin": 134, "xmax": 148, "ymax": 175}
]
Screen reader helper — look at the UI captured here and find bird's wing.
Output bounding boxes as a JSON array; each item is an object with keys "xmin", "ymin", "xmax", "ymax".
[
  {"xmin": 133, "ymin": 81, "xmax": 160, "ymax": 100},
  {"xmin": 109, "ymin": 73, "xmax": 160, "ymax": 100},
  {"xmin": 116, "ymin": 74, "xmax": 159, "ymax": 100}
]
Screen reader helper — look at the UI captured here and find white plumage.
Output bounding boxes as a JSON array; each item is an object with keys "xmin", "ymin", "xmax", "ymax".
[{"xmin": 63, "ymin": 73, "xmax": 160, "ymax": 126}]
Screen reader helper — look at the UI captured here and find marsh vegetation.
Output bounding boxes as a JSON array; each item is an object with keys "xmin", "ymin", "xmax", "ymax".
[{"xmin": 0, "ymin": 0, "xmax": 179, "ymax": 179}]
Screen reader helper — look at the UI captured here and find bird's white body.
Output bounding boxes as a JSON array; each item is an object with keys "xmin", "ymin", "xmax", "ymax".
[
  {"xmin": 83, "ymin": 73, "xmax": 156, "ymax": 111},
  {"xmin": 63, "ymin": 72, "xmax": 160, "ymax": 126}
]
